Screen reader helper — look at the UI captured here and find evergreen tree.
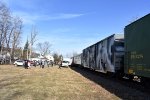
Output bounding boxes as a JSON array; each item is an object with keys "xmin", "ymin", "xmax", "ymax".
[
  {"xmin": 23, "ymin": 39, "xmax": 29, "ymax": 59},
  {"xmin": 24, "ymin": 39, "xmax": 29, "ymax": 50}
]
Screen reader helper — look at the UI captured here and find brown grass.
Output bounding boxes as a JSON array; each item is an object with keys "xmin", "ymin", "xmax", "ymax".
[{"xmin": 0, "ymin": 65, "xmax": 120, "ymax": 100}]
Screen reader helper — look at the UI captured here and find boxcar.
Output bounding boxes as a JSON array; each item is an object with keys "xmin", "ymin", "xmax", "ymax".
[
  {"xmin": 72, "ymin": 54, "xmax": 82, "ymax": 67},
  {"xmin": 82, "ymin": 34, "xmax": 124, "ymax": 74},
  {"xmin": 124, "ymin": 14, "xmax": 150, "ymax": 78}
]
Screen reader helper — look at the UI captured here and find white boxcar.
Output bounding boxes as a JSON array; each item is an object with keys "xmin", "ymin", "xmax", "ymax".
[{"xmin": 72, "ymin": 54, "xmax": 82, "ymax": 66}]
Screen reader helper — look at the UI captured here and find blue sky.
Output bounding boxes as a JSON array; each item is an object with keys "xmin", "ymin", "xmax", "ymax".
[{"xmin": 2, "ymin": 0, "xmax": 150, "ymax": 57}]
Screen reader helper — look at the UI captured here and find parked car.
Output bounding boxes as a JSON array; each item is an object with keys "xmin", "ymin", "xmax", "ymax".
[
  {"xmin": 61, "ymin": 61, "xmax": 69, "ymax": 67},
  {"xmin": 29, "ymin": 60, "xmax": 34, "ymax": 66},
  {"xmin": 14, "ymin": 60, "xmax": 24, "ymax": 66}
]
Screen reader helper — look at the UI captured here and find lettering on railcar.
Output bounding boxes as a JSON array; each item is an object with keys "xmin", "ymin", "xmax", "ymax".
[{"xmin": 130, "ymin": 51, "xmax": 144, "ymax": 59}]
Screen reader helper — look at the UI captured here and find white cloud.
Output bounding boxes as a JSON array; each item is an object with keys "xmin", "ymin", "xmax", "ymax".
[
  {"xmin": 12, "ymin": 11, "xmax": 85, "ymax": 25},
  {"xmin": 49, "ymin": 13, "xmax": 84, "ymax": 20},
  {"xmin": 12, "ymin": 11, "xmax": 40, "ymax": 24}
]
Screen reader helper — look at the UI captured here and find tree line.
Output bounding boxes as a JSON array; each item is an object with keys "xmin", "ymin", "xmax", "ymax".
[
  {"xmin": 0, "ymin": 2, "xmax": 22, "ymax": 63},
  {"xmin": 0, "ymin": 2, "xmax": 63, "ymax": 64}
]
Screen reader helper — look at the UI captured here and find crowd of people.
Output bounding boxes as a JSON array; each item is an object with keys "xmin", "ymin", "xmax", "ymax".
[{"xmin": 23, "ymin": 60, "xmax": 54, "ymax": 69}]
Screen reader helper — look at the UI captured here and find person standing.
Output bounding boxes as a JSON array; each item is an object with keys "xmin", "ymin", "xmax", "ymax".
[
  {"xmin": 51, "ymin": 61, "xmax": 54, "ymax": 67},
  {"xmin": 40, "ymin": 60, "xmax": 42, "ymax": 68},
  {"xmin": 34, "ymin": 61, "xmax": 37, "ymax": 67},
  {"xmin": 42, "ymin": 61, "xmax": 45, "ymax": 68},
  {"xmin": 24, "ymin": 60, "xmax": 28, "ymax": 69},
  {"xmin": 28, "ymin": 61, "xmax": 31, "ymax": 69},
  {"xmin": 47, "ymin": 61, "xmax": 49, "ymax": 67},
  {"xmin": 58, "ymin": 61, "xmax": 61, "ymax": 69}
]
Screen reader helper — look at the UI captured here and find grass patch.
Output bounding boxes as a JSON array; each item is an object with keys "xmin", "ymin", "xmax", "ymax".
[{"xmin": 0, "ymin": 65, "xmax": 119, "ymax": 100}]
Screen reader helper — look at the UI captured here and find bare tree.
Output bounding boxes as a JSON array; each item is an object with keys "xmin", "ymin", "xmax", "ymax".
[
  {"xmin": 0, "ymin": 2, "xmax": 11, "ymax": 54},
  {"xmin": 53, "ymin": 52, "xmax": 63, "ymax": 64},
  {"xmin": 29, "ymin": 26, "xmax": 37, "ymax": 59},
  {"xmin": 0, "ymin": 2, "xmax": 23, "ymax": 63},
  {"xmin": 11, "ymin": 17, "xmax": 23, "ymax": 59},
  {"xmin": 37, "ymin": 41, "xmax": 51, "ymax": 56}
]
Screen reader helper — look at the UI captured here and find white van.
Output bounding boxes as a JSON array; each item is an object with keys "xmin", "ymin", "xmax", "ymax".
[
  {"xmin": 62, "ymin": 58, "xmax": 72, "ymax": 66},
  {"xmin": 61, "ymin": 60, "xmax": 69, "ymax": 67}
]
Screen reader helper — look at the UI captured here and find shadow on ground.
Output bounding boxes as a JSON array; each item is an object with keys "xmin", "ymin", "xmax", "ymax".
[{"xmin": 70, "ymin": 66, "xmax": 150, "ymax": 100}]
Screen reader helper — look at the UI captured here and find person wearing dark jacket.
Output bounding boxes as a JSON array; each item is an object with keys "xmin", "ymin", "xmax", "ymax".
[
  {"xmin": 24, "ymin": 60, "xmax": 28, "ymax": 69},
  {"xmin": 42, "ymin": 61, "xmax": 45, "ymax": 68}
]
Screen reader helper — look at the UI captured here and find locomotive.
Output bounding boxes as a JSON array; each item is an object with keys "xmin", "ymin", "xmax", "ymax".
[{"xmin": 72, "ymin": 14, "xmax": 150, "ymax": 82}]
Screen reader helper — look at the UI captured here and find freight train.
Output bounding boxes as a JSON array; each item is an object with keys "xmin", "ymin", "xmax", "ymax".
[{"xmin": 72, "ymin": 14, "xmax": 150, "ymax": 83}]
